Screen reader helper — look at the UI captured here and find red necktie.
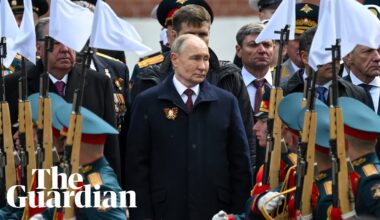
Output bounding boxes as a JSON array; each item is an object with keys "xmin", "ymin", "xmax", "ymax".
[
  {"xmin": 54, "ymin": 81, "xmax": 65, "ymax": 97},
  {"xmin": 253, "ymin": 79, "xmax": 265, "ymax": 114},
  {"xmin": 184, "ymin": 89, "xmax": 193, "ymax": 111}
]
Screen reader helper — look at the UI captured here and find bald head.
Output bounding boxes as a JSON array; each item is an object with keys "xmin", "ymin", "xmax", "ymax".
[{"xmin": 170, "ymin": 34, "xmax": 209, "ymax": 88}]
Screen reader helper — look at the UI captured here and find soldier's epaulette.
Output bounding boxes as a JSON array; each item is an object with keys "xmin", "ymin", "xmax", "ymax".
[
  {"xmin": 323, "ymin": 180, "xmax": 332, "ymax": 195},
  {"xmin": 87, "ymin": 172, "xmax": 103, "ymax": 187},
  {"xmin": 362, "ymin": 164, "xmax": 380, "ymax": 177},
  {"xmin": 137, "ymin": 53, "xmax": 164, "ymax": 68},
  {"xmin": 96, "ymin": 51, "xmax": 123, "ymax": 63}
]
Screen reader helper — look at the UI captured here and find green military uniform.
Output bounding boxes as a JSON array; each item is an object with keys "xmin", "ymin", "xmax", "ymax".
[
  {"xmin": 313, "ymin": 169, "xmax": 333, "ymax": 220},
  {"xmin": 352, "ymin": 153, "xmax": 380, "ymax": 217}
]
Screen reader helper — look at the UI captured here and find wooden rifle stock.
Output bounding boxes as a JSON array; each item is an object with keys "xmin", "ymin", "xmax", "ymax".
[{"xmin": 328, "ymin": 39, "xmax": 355, "ymax": 218}]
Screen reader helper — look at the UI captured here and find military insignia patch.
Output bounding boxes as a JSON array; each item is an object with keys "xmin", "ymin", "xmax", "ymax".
[
  {"xmin": 164, "ymin": 107, "xmax": 178, "ymax": 120},
  {"xmin": 87, "ymin": 172, "xmax": 103, "ymax": 187},
  {"xmin": 80, "ymin": 165, "xmax": 93, "ymax": 174},
  {"xmin": 114, "ymin": 77, "xmax": 124, "ymax": 91},
  {"xmin": 371, "ymin": 184, "xmax": 380, "ymax": 199},
  {"xmin": 176, "ymin": 0, "xmax": 188, "ymax": 4},
  {"xmin": 352, "ymin": 157, "xmax": 366, "ymax": 166},
  {"xmin": 362, "ymin": 164, "xmax": 379, "ymax": 177},
  {"xmin": 300, "ymin": 4, "xmax": 313, "ymax": 13},
  {"xmin": 323, "ymin": 181, "xmax": 332, "ymax": 195}
]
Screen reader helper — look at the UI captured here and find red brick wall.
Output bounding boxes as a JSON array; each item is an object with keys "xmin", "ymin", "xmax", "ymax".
[
  {"xmin": 108, "ymin": 0, "xmax": 259, "ymax": 18},
  {"xmin": 42, "ymin": 0, "xmax": 321, "ymax": 18}
]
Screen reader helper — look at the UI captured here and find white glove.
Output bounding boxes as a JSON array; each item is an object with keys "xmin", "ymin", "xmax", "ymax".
[
  {"xmin": 299, "ymin": 214, "xmax": 313, "ymax": 220},
  {"xmin": 257, "ymin": 191, "xmax": 285, "ymax": 213},
  {"xmin": 212, "ymin": 210, "xmax": 228, "ymax": 220},
  {"xmin": 29, "ymin": 214, "xmax": 46, "ymax": 220}
]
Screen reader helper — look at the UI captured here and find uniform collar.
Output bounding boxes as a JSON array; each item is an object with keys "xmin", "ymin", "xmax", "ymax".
[{"xmin": 80, "ymin": 156, "xmax": 108, "ymax": 175}]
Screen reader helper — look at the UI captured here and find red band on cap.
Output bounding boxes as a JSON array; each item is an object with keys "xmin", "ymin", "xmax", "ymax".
[
  {"xmin": 52, "ymin": 127, "xmax": 60, "ymax": 138},
  {"xmin": 344, "ymin": 125, "xmax": 378, "ymax": 142},
  {"xmin": 165, "ymin": 8, "xmax": 179, "ymax": 26},
  {"xmin": 61, "ymin": 127, "xmax": 107, "ymax": 145},
  {"xmin": 316, "ymin": 145, "xmax": 330, "ymax": 154}
]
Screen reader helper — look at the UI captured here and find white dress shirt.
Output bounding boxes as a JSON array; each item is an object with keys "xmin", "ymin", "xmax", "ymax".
[
  {"xmin": 173, "ymin": 75, "xmax": 199, "ymax": 104},
  {"xmin": 241, "ymin": 67, "xmax": 273, "ymax": 111},
  {"xmin": 350, "ymin": 73, "xmax": 380, "ymax": 113}
]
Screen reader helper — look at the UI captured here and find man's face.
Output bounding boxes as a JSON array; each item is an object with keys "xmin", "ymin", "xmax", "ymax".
[
  {"xmin": 36, "ymin": 25, "xmax": 76, "ymax": 76},
  {"xmin": 287, "ymin": 38, "xmax": 303, "ymax": 68},
  {"xmin": 176, "ymin": 21, "xmax": 210, "ymax": 45},
  {"xmin": 253, "ymin": 117, "xmax": 268, "ymax": 148},
  {"xmin": 349, "ymin": 45, "xmax": 380, "ymax": 80},
  {"xmin": 317, "ymin": 62, "xmax": 340, "ymax": 84},
  {"xmin": 236, "ymin": 33, "xmax": 274, "ymax": 72},
  {"xmin": 171, "ymin": 37, "xmax": 210, "ymax": 88}
]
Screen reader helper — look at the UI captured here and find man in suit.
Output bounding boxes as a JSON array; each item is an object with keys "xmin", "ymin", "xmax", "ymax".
[
  {"xmin": 343, "ymin": 4, "xmax": 380, "ymax": 158},
  {"xmin": 4, "ymin": 17, "xmax": 121, "ymax": 181},
  {"xmin": 132, "ymin": 3, "xmax": 256, "ymax": 178},
  {"xmin": 235, "ymin": 21, "xmax": 274, "ymax": 176},
  {"xmin": 281, "ymin": 26, "xmax": 371, "ymax": 106},
  {"xmin": 125, "ymin": 34, "xmax": 252, "ymax": 220}
]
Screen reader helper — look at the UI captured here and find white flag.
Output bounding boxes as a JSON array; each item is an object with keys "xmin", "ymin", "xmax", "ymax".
[
  {"xmin": 308, "ymin": 0, "xmax": 336, "ymax": 70},
  {"xmin": 309, "ymin": 0, "xmax": 380, "ymax": 70},
  {"xmin": 336, "ymin": 0, "xmax": 380, "ymax": 56},
  {"xmin": 49, "ymin": 0, "xmax": 94, "ymax": 52},
  {"xmin": 1, "ymin": 0, "xmax": 20, "ymax": 67},
  {"xmin": 255, "ymin": 0, "xmax": 296, "ymax": 43},
  {"xmin": 12, "ymin": 0, "xmax": 36, "ymax": 64},
  {"xmin": 90, "ymin": 0, "xmax": 151, "ymax": 53}
]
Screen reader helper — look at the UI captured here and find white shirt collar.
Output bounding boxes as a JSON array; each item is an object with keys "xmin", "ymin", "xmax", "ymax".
[
  {"xmin": 350, "ymin": 71, "xmax": 380, "ymax": 88},
  {"xmin": 172, "ymin": 75, "xmax": 200, "ymax": 96},
  {"xmin": 316, "ymin": 80, "xmax": 332, "ymax": 89},
  {"xmin": 290, "ymin": 60, "xmax": 300, "ymax": 73},
  {"xmin": 48, "ymin": 73, "xmax": 68, "ymax": 84},
  {"xmin": 241, "ymin": 67, "xmax": 273, "ymax": 86}
]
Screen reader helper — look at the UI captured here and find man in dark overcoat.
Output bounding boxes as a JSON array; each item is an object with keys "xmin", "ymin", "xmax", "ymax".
[{"xmin": 125, "ymin": 34, "xmax": 252, "ymax": 220}]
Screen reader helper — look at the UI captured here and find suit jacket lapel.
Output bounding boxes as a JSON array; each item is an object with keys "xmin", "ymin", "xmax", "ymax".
[
  {"xmin": 92, "ymin": 54, "xmax": 106, "ymax": 73},
  {"xmin": 64, "ymin": 67, "xmax": 82, "ymax": 101},
  {"xmin": 158, "ymin": 75, "xmax": 188, "ymax": 112}
]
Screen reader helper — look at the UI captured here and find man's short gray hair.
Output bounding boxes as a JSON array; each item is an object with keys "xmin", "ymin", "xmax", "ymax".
[
  {"xmin": 171, "ymin": 34, "xmax": 197, "ymax": 54},
  {"xmin": 35, "ymin": 17, "xmax": 50, "ymax": 41},
  {"xmin": 236, "ymin": 22, "xmax": 265, "ymax": 46}
]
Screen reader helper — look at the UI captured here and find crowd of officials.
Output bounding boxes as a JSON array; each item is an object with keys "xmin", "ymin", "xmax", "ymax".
[{"xmin": 1, "ymin": 0, "xmax": 380, "ymax": 219}]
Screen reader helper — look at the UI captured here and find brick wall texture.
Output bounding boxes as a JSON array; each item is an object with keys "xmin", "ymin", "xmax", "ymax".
[{"xmin": 108, "ymin": 0, "xmax": 321, "ymax": 18}]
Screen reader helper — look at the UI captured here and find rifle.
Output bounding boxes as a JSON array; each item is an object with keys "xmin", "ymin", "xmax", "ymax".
[
  {"xmin": 18, "ymin": 56, "xmax": 37, "ymax": 197},
  {"xmin": 52, "ymin": 46, "xmax": 92, "ymax": 220},
  {"xmin": 21, "ymin": 36, "xmax": 54, "ymax": 219},
  {"xmin": 294, "ymin": 67, "xmax": 318, "ymax": 217},
  {"xmin": 0, "ymin": 37, "xmax": 17, "ymax": 206},
  {"xmin": 327, "ymin": 39, "xmax": 355, "ymax": 219},
  {"xmin": 262, "ymin": 25, "xmax": 289, "ymax": 189}
]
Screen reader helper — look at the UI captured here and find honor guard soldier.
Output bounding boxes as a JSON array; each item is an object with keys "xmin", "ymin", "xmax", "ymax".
[
  {"xmin": 339, "ymin": 97, "xmax": 380, "ymax": 218},
  {"xmin": 31, "ymin": 102, "xmax": 127, "ymax": 220},
  {"xmin": 281, "ymin": 3, "xmax": 319, "ymax": 83}
]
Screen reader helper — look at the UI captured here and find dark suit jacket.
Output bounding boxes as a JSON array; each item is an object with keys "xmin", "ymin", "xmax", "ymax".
[
  {"xmin": 281, "ymin": 69, "xmax": 371, "ymax": 106},
  {"xmin": 343, "ymin": 74, "xmax": 380, "ymax": 158},
  {"xmin": 125, "ymin": 75, "xmax": 252, "ymax": 220},
  {"xmin": 4, "ymin": 60, "xmax": 121, "ymax": 180}
]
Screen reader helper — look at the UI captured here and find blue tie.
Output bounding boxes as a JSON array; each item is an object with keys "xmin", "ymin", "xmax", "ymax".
[
  {"xmin": 359, "ymin": 83, "xmax": 375, "ymax": 110},
  {"xmin": 316, "ymin": 87, "xmax": 328, "ymax": 103}
]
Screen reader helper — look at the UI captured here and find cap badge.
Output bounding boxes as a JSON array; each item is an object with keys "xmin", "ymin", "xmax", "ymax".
[
  {"xmin": 176, "ymin": 0, "xmax": 188, "ymax": 4},
  {"xmin": 300, "ymin": 4, "xmax": 313, "ymax": 13},
  {"xmin": 164, "ymin": 107, "xmax": 178, "ymax": 120}
]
